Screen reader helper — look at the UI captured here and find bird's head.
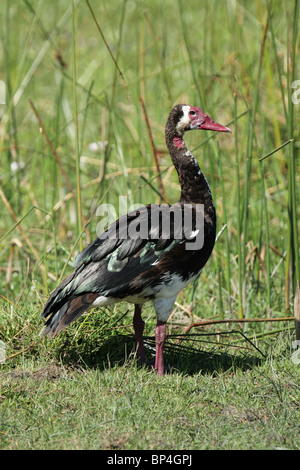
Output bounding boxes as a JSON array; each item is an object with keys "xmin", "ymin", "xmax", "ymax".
[{"xmin": 170, "ymin": 104, "xmax": 231, "ymax": 136}]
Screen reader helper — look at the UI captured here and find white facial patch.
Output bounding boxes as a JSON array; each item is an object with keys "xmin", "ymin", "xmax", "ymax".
[{"xmin": 176, "ymin": 105, "xmax": 191, "ymax": 134}]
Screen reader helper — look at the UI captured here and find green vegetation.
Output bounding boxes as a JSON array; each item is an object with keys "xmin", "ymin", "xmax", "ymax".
[{"xmin": 0, "ymin": 0, "xmax": 299, "ymax": 450}]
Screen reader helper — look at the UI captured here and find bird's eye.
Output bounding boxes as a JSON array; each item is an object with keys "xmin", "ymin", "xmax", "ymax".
[{"xmin": 189, "ymin": 110, "xmax": 196, "ymax": 116}]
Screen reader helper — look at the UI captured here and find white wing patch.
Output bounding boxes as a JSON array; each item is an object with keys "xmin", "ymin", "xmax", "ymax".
[{"xmin": 92, "ymin": 295, "xmax": 116, "ymax": 306}]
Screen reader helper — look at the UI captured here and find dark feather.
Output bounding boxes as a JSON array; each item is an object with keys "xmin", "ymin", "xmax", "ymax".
[
  {"xmin": 41, "ymin": 201, "xmax": 208, "ymax": 333},
  {"xmin": 41, "ymin": 293, "xmax": 98, "ymax": 338}
]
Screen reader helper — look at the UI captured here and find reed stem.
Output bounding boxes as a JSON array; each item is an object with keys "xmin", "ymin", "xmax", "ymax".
[
  {"xmin": 234, "ymin": 95, "xmax": 243, "ymax": 319},
  {"xmin": 72, "ymin": 0, "xmax": 83, "ymax": 251}
]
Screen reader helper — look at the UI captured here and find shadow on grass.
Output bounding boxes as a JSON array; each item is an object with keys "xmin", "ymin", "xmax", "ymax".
[{"xmin": 57, "ymin": 331, "xmax": 264, "ymax": 376}]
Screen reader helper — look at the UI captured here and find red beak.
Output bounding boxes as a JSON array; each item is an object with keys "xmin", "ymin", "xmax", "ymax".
[{"xmin": 199, "ymin": 115, "xmax": 231, "ymax": 133}]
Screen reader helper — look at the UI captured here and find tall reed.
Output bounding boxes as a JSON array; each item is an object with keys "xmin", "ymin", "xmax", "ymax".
[
  {"xmin": 287, "ymin": 0, "xmax": 299, "ymax": 336},
  {"xmin": 234, "ymin": 95, "xmax": 243, "ymax": 319},
  {"xmin": 72, "ymin": 1, "xmax": 82, "ymax": 251}
]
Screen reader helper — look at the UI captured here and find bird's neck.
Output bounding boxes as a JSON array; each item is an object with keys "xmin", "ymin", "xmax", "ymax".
[{"xmin": 165, "ymin": 130, "xmax": 215, "ymax": 222}]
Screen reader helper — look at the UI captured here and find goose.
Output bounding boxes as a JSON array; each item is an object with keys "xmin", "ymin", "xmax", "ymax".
[{"xmin": 41, "ymin": 104, "xmax": 231, "ymax": 375}]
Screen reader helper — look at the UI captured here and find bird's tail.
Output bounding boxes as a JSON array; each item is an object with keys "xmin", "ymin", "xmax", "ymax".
[{"xmin": 41, "ymin": 271, "xmax": 98, "ymax": 338}]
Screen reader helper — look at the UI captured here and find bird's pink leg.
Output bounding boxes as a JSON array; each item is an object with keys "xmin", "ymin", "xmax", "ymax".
[
  {"xmin": 155, "ymin": 320, "xmax": 167, "ymax": 376},
  {"xmin": 133, "ymin": 304, "xmax": 146, "ymax": 364}
]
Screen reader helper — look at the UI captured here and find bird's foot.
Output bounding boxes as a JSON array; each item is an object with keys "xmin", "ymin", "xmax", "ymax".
[{"xmin": 147, "ymin": 357, "xmax": 171, "ymax": 375}]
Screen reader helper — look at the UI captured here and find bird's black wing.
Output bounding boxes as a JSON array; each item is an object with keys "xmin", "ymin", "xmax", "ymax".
[{"xmin": 41, "ymin": 203, "xmax": 206, "ymax": 335}]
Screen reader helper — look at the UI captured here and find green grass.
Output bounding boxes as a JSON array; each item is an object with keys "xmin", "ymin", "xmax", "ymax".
[
  {"xmin": 0, "ymin": 0, "xmax": 300, "ymax": 450},
  {"xmin": 1, "ymin": 329, "xmax": 299, "ymax": 450}
]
